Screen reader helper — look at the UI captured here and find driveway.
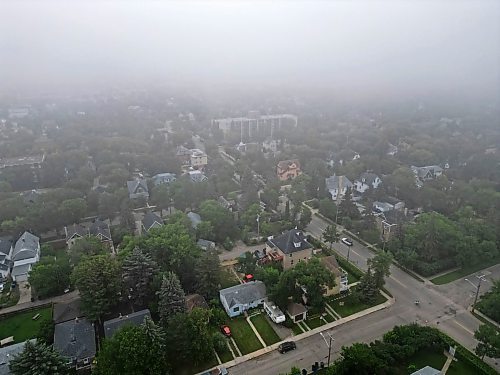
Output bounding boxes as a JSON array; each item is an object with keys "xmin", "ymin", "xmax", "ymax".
[
  {"xmin": 17, "ymin": 281, "xmax": 31, "ymax": 305},
  {"xmin": 219, "ymin": 241, "xmax": 266, "ymax": 262}
]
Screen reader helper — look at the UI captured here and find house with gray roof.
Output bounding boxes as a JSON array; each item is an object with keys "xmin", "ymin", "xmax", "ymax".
[
  {"xmin": 54, "ymin": 318, "xmax": 96, "ymax": 370},
  {"xmin": 220, "ymin": 281, "xmax": 267, "ymax": 317},
  {"xmin": 53, "ymin": 299, "xmax": 82, "ymax": 324},
  {"xmin": 0, "ymin": 340, "xmax": 35, "ymax": 375},
  {"xmin": 127, "ymin": 178, "xmax": 149, "ymax": 200},
  {"xmin": 354, "ymin": 172, "xmax": 382, "ymax": 194},
  {"xmin": 188, "ymin": 170, "xmax": 208, "ymax": 183},
  {"xmin": 411, "ymin": 165, "xmax": 443, "ymax": 187},
  {"xmin": 266, "ymin": 229, "xmax": 316, "ymax": 270},
  {"xmin": 11, "ymin": 232, "xmax": 40, "ymax": 282},
  {"xmin": 325, "ymin": 175, "xmax": 353, "ymax": 201},
  {"xmin": 152, "ymin": 173, "xmax": 176, "ymax": 186},
  {"xmin": 197, "ymin": 239, "xmax": 216, "ymax": 251},
  {"xmin": 0, "ymin": 237, "xmax": 13, "ymax": 279},
  {"xmin": 103, "ymin": 309, "xmax": 151, "ymax": 338},
  {"xmin": 64, "ymin": 219, "xmax": 113, "ymax": 251},
  {"xmin": 142, "ymin": 212, "xmax": 163, "ymax": 233}
]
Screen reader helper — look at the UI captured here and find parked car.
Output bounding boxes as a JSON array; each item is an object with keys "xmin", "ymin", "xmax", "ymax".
[
  {"xmin": 341, "ymin": 237, "xmax": 353, "ymax": 246},
  {"xmin": 220, "ymin": 325, "xmax": 231, "ymax": 337},
  {"xmin": 278, "ymin": 341, "xmax": 296, "ymax": 354}
]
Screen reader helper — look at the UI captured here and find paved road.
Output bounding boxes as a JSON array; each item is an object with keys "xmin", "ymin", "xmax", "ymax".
[
  {"xmin": 0, "ymin": 290, "xmax": 79, "ymax": 316},
  {"xmin": 230, "ymin": 214, "xmax": 499, "ymax": 374}
]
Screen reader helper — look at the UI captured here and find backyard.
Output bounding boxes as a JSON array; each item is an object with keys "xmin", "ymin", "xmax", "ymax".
[
  {"xmin": 399, "ymin": 349, "xmax": 486, "ymax": 375},
  {"xmin": 250, "ymin": 314, "xmax": 280, "ymax": 346},
  {"xmin": 0, "ymin": 306, "xmax": 52, "ymax": 343},
  {"xmin": 219, "ymin": 268, "xmax": 241, "ymax": 289},
  {"xmin": 226, "ymin": 316, "xmax": 263, "ymax": 355}
]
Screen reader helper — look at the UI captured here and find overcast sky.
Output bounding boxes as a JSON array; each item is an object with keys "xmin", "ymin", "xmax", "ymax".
[{"xmin": 1, "ymin": 0, "xmax": 499, "ymax": 97}]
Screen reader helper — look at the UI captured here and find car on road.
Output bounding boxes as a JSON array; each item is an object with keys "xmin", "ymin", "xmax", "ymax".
[
  {"xmin": 220, "ymin": 325, "xmax": 231, "ymax": 337},
  {"xmin": 278, "ymin": 341, "xmax": 296, "ymax": 354},
  {"xmin": 341, "ymin": 237, "xmax": 353, "ymax": 246}
]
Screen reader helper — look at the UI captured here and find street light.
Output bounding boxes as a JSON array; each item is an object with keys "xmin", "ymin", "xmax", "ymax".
[
  {"xmin": 320, "ymin": 331, "xmax": 335, "ymax": 367},
  {"xmin": 464, "ymin": 275, "xmax": 487, "ymax": 313}
]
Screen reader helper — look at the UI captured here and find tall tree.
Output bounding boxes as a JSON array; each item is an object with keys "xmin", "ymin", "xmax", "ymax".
[
  {"xmin": 28, "ymin": 258, "xmax": 71, "ymax": 299},
  {"xmin": 199, "ymin": 200, "xmax": 239, "ymax": 242},
  {"xmin": 71, "ymin": 255, "xmax": 122, "ymax": 321},
  {"xmin": 367, "ymin": 251, "xmax": 393, "ymax": 288},
  {"xmin": 157, "ymin": 272, "xmax": 186, "ymax": 325},
  {"xmin": 356, "ymin": 267, "xmax": 378, "ymax": 304},
  {"xmin": 298, "ymin": 206, "xmax": 312, "ymax": 229},
  {"xmin": 9, "ymin": 341, "xmax": 68, "ymax": 375},
  {"xmin": 474, "ymin": 324, "xmax": 500, "ymax": 360},
  {"xmin": 122, "ymin": 248, "xmax": 159, "ymax": 307},
  {"xmin": 322, "ymin": 224, "xmax": 340, "ymax": 251},
  {"xmin": 69, "ymin": 236, "xmax": 107, "ymax": 265},
  {"xmin": 195, "ymin": 249, "xmax": 221, "ymax": 299}
]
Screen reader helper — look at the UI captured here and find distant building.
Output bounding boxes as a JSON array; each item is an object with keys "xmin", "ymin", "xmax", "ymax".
[
  {"xmin": 127, "ymin": 178, "xmax": 149, "ymax": 200},
  {"xmin": 219, "ymin": 281, "xmax": 267, "ymax": 317},
  {"xmin": 176, "ymin": 146, "xmax": 208, "ymax": 170},
  {"xmin": 410, "ymin": 366, "xmax": 440, "ymax": 375},
  {"xmin": 11, "ymin": 232, "xmax": 40, "ymax": 282},
  {"xmin": 262, "ymin": 138, "xmax": 280, "ymax": 154},
  {"xmin": 372, "ymin": 197, "xmax": 405, "ymax": 213},
  {"xmin": 276, "ymin": 159, "xmax": 302, "ymax": 181},
  {"xmin": 266, "ymin": 229, "xmax": 317, "ymax": 270},
  {"xmin": 54, "ymin": 318, "xmax": 96, "ymax": 371},
  {"xmin": 197, "ymin": 239, "xmax": 216, "ymax": 251},
  {"xmin": 287, "ymin": 302, "xmax": 307, "ymax": 323},
  {"xmin": 0, "ymin": 237, "xmax": 13, "ymax": 279},
  {"xmin": 188, "ymin": 170, "xmax": 208, "ymax": 183},
  {"xmin": 103, "ymin": 309, "xmax": 151, "ymax": 338},
  {"xmin": 185, "ymin": 294, "xmax": 209, "ymax": 312},
  {"xmin": 65, "ymin": 219, "xmax": 114, "ymax": 251},
  {"xmin": 152, "ymin": 173, "xmax": 176, "ymax": 186},
  {"xmin": 320, "ymin": 256, "xmax": 349, "ymax": 295},
  {"xmin": 353, "ymin": 173, "xmax": 382, "ymax": 194},
  {"xmin": 141, "ymin": 212, "xmax": 163, "ymax": 233},
  {"xmin": 411, "ymin": 165, "xmax": 443, "ymax": 187},
  {"xmin": 53, "ymin": 299, "xmax": 83, "ymax": 324},
  {"xmin": 325, "ymin": 175, "xmax": 353, "ymax": 201}
]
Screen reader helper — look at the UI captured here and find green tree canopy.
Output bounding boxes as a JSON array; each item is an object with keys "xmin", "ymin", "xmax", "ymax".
[{"xmin": 9, "ymin": 341, "xmax": 68, "ymax": 375}]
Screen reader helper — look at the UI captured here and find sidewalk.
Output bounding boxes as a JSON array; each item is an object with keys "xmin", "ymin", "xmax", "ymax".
[
  {"xmin": 0, "ymin": 290, "xmax": 79, "ymax": 317},
  {"xmin": 196, "ymin": 295, "xmax": 395, "ymax": 375}
]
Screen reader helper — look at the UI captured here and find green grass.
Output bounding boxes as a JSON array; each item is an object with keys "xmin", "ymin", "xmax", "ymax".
[
  {"xmin": 431, "ymin": 257, "xmax": 500, "ymax": 285},
  {"xmin": 0, "ymin": 279, "xmax": 20, "ymax": 308},
  {"xmin": 400, "ymin": 349, "xmax": 486, "ymax": 375},
  {"xmin": 292, "ymin": 323, "xmax": 304, "ymax": 335},
  {"xmin": 217, "ymin": 341, "xmax": 234, "ymax": 363},
  {"xmin": 226, "ymin": 317, "xmax": 263, "ymax": 355},
  {"xmin": 227, "ymin": 338, "xmax": 239, "ymax": 356},
  {"xmin": 219, "ymin": 269, "xmax": 241, "ymax": 289},
  {"xmin": 329, "ymin": 292, "xmax": 387, "ymax": 317},
  {"xmin": 250, "ymin": 314, "xmax": 280, "ymax": 346},
  {"xmin": 335, "ymin": 256, "xmax": 362, "ymax": 283},
  {"xmin": 472, "ymin": 311, "xmax": 500, "ymax": 333},
  {"xmin": 306, "ymin": 315, "xmax": 325, "ymax": 329},
  {"xmin": 0, "ymin": 306, "xmax": 52, "ymax": 343},
  {"xmin": 324, "ymin": 313, "xmax": 335, "ymax": 322},
  {"xmin": 178, "ymin": 354, "xmax": 218, "ymax": 375}
]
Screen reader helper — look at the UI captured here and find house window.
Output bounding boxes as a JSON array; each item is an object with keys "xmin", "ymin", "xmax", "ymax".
[
  {"xmin": 289, "ymin": 254, "xmax": 293, "ymax": 257},
  {"xmin": 233, "ymin": 306, "xmax": 240, "ymax": 313},
  {"xmin": 291, "ymin": 260, "xmax": 294, "ymax": 265}
]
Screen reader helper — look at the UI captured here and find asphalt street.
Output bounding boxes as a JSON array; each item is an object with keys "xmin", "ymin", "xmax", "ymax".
[{"xmin": 230, "ymin": 214, "xmax": 499, "ymax": 375}]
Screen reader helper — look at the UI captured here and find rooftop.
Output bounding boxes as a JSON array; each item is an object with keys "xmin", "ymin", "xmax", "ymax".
[
  {"xmin": 53, "ymin": 318, "xmax": 96, "ymax": 362},
  {"xmin": 267, "ymin": 229, "xmax": 312, "ymax": 255},
  {"xmin": 219, "ymin": 281, "xmax": 266, "ymax": 308},
  {"xmin": 103, "ymin": 309, "xmax": 151, "ymax": 338},
  {"xmin": 0, "ymin": 340, "xmax": 35, "ymax": 375}
]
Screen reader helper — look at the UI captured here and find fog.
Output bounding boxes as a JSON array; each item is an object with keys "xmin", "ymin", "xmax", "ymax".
[{"xmin": 1, "ymin": 0, "xmax": 499, "ymax": 98}]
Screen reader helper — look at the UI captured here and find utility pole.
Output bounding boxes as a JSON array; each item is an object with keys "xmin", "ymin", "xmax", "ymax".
[
  {"xmin": 256, "ymin": 214, "xmax": 260, "ymax": 238},
  {"xmin": 464, "ymin": 275, "xmax": 487, "ymax": 312},
  {"xmin": 320, "ymin": 331, "xmax": 335, "ymax": 367}
]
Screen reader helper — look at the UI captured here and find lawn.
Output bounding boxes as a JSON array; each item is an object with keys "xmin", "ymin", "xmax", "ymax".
[
  {"xmin": 400, "ymin": 349, "xmax": 486, "ymax": 375},
  {"xmin": 329, "ymin": 292, "xmax": 387, "ymax": 317},
  {"xmin": 335, "ymin": 256, "xmax": 361, "ymax": 283},
  {"xmin": 292, "ymin": 323, "xmax": 304, "ymax": 335},
  {"xmin": 306, "ymin": 315, "xmax": 325, "ymax": 329},
  {"xmin": 0, "ymin": 279, "xmax": 20, "ymax": 308},
  {"xmin": 216, "ymin": 340, "xmax": 234, "ymax": 363},
  {"xmin": 0, "ymin": 306, "xmax": 52, "ymax": 343},
  {"xmin": 430, "ymin": 257, "xmax": 500, "ymax": 285},
  {"xmin": 226, "ymin": 317, "xmax": 263, "ymax": 355},
  {"xmin": 219, "ymin": 269, "xmax": 240, "ymax": 289},
  {"xmin": 250, "ymin": 314, "xmax": 280, "ymax": 346}
]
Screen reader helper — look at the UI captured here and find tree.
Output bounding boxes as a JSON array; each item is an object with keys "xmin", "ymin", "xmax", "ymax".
[
  {"xmin": 157, "ymin": 272, "xmax": 186, "ymax": 325},
  {"xmin": 95, "ymin": 318, "xmax": 170, "ymax": 375},
  {"xmin": 58, "ymin": 198, "xmax": 87, "ymax": 225},
  {"xmin": 122, "ymin": 248, "xmax": 159, "ymax": 307},
  {"xmin": 71, "ymin": 255, "xmax": 122, "ymax": 321},
  {"xmin": 298, "ymin": 206, "xmax": 312, "ymax": 229},
  {"xmin": 339, "ymin": 188, "xmax": 360, "ymax": 220},
  {"xmin": 367, "ymin": 251, "xmax": 393, "ymax": 288},
  {"xmin": 9, "ymin": 341, "xmax": 68, "ymax": 375},
  {"xmin": 69, "ymin": 236, "xmax": 107, "ymax": 265},
  {"xmin": 195, "ymin": 249, "xmax": 221, "ymax": 299},
  {"xmin": 477, "ymin": 280, "xmax": 500, "ymax": 324},
  {"xmin": 322, "ymin": 224, "xmax": 340, "ymax": 251},
  {"xmin": 199, "ymin": 200, "xmax": 239, "ymax": 242},
  {"xmin": 318, "ymin": 198, "xmax": 337, "ymax": 221},
  {"xmin": 195, "ymin": 220, "xmax": 215, "ymax": 241},
  {"xmin": 36, "ymin": 319, "xmax": 55, "ymax": 345},
  {"xmin": 356, "ymin": 267, "xmax": 378, "ymax": 304},
  {"xmin": 334, "ymin": 342, "xmax": 386, "ymax": 375},
  {"xmin": 474, "ymin": 324, "xmax": 500, "ymax": 359},
  {"xmin": 28, "ymin": 258, "xmax": 71, "ymax": 299},
  {"xmin": 150, "ymin": 184, "xmax": 172, "ymax": 217}
]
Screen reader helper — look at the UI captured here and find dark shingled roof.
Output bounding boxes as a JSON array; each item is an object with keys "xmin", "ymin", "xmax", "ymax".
[
  {"xmin": 53, "ymin": 318, "xmax": 96, "ymax": 362},
  {"xmin": 142, "ymin": 212, "xmax": 163, "ymax": 232},
  {"xmin": 268, "ymin": 229, "xmax": 312, "ymax": 254},
  {"xmin": 53, "ymin": 299, "xmax": 83, "ymax": 324},
  {"xmin": 103, "ymin": 309, "xmax": 151, "ymax": 338}
]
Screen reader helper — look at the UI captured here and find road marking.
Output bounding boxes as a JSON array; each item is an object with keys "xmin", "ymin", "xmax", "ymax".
[
  {"xmin": 454, "ymin": 320, "xmax": 475, "ymax": 335},
  {"xmin": 389, "ymin": 275, "xmax": 408, "ymax": 289}
]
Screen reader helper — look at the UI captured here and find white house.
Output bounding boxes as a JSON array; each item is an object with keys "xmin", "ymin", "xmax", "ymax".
[
  {"xmin": 325, "ymin": 175, "xmax": 353, "ymax": 201},
  {"xmin": 219, "ymin": 281, "xmax": 267, "ymax": 318},
  {"xmin": 11, "ymin": 231, "xmax": 40, "ymax": 282},
  {"xmin": 354, "ymin": 172, "xmax": 382, "ymax": 194}
]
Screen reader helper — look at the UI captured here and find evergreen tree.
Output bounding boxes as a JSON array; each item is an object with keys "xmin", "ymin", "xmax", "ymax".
[
  {"xmin": 356, "ymin": 267, "xmax": 378, "ymax": 304},
  {"xmin": 157, "ymin": 272, "xmax": 186, "ymax": 325},
  {"xmin": 195, "ymin": 249, "xmax": 221, "ymax": 299},
  {"xmin": 9, "ymin": 341, "xmax": 68, "ymax": 375},
  {"xmin": 339, "ymin": 187, "xmax": 360, "ymax": 220},
  {"xmin": 474, "ymin": 324, "xmax": 500, "ymax": 359},
  {"xmin": 122, "ymin": 247, "xmax": 159, "ymax": 307},
  {"xmin": 322, "ymin": 224, "xmax": 340, "ymax": 251},
  {"xmin": 367, "ymin": 251, "xmax": 393, "ymax": 288}
]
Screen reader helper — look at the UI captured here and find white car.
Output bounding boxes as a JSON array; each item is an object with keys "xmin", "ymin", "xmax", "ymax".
[{"xmin": 341, "ymin": 237, "xmax": 353, "ymax": 246}]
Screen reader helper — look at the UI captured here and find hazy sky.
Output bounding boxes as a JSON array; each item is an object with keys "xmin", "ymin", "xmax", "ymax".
[{"xmin": 1, "ymin": 0, "xmax": 499, "ymax": 96}]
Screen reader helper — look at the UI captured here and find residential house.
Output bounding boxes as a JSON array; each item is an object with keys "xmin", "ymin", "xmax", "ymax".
[
  {"xmin": 54, "ymin": 318, "xmax": 96, "ymax": 371},
  {"xmin": 127, "ymin": 178, "xmax": 149, "ymax": 200},
  {"xmin": 197, "ymin": 239, "xmax": 216, "ymax": 251},
  {"xmin": 353, "ymin": 173, "xmax": 382, "ymax": 194},
  {"xmin": 11, "ymin": 232, "xmax": 40, "ymax": 282},
  {"xmin": 188, "ymin": 170, "xmax": 208, "ymax": 183},
  {"xmin": 65, "ymin": 224, "xmax": 87, "ymax": 249},
  {"xmin": 287, "ymin": 302, "xmax": 307, "ymax": 323},
  {"xmin": 0, "ymin": 340, "xmax": 35, "ymax": 375},
  {"xmin": 219, "ymin": 281, "xmax": 267, "ymax": 318},
  {"xmin": 0, "ymin": 237, "xmax": 13, "ymax": 280},
  {"xmin": 266, "ymin": 229, "xmax": 316, "ymax": 270},
  {"xmin": 375, "ymin": 209, "xmax": 413, "ymax": 243},
  {"xmin": 320, "ymin": 256, "xmax": 349, "ymax": 295},
  {"xmin": 103, "ymin": 309, "xmax": 151, "ymax": 338},
  {"xmin": 20, "ymin": 190, "xmax": 41, "ymax": 205},
  {"xmin": 372, "ymin": 197, "xmax": 405, "ymax": 213},
  {"xmin": 411, "ymin": 165, "xmax": 443, "ymax": 187},
  {"xmin": 410, "ymin": 366, "xmax": 441, "ymax": 375},
  {"xmin": 263, "ymin": 300, "xmax": 285, "ymax": 323},
  {"xmin": 190, "ymin": 149, "xmax": 208, "ymax": 170},
  {"xmin": 185, "ymin": 294, "xmax": 209, "ymax": 312},
  {"xmin": 387, "ymin": 143, "xmax": 398, "ymax": 156},
  {"xmin": 187, "ymin": 212, "xmax": 202, "ymax": 229},
  {"xmin": 276, "ymin": 159, "xmax": 302, "ymax": 181},
  {"xmin": 262, "ymin": 138, "xmax": 279, "ymax": 154},
  {"xmin": 141, "ymin": 212, "xmax": 163, "ymax": 233},
  {"xmin": 152, "ymin": 173, "xmax": 176, "ymax": 186},
  {"xmin": 325, "ymin": 175, "xmax": 353, "ymax": 201},
  {"xmin": 53, "ymin": 299, "xmax": 82, "ymax": 324},
  {"xmin": 217, "ymin": 196, "xmax": 236, "ymax": 212},
  {"xmin": 65, "ymin": 219, "xmax": 114, "ymax": 251},
  {"xmin": 176, "ymin": 146, "xmax": 192, "ymax": 164}
]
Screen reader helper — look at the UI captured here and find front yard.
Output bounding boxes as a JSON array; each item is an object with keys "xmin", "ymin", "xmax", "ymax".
[
  {"xmin": 0, "ymin": 279, "xmax": 20, "ymax": 308},
  {"xmin": 0, "ymin": 306, "xmax": 52, "ymax": 343},
  {"xmin": 328, "ymin": 291, "xmax": 387, "ymax": 317},
  {"xmin": 250, "ymin": 314, "xmax": 280, "ymax": 346},
  {"xmin": 226, "ymin": 317, "xmax": 263, "ymax": 355},
  {"xmin": 219, "ymin": 268, "xmax": 241, "ymax": 289}
]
